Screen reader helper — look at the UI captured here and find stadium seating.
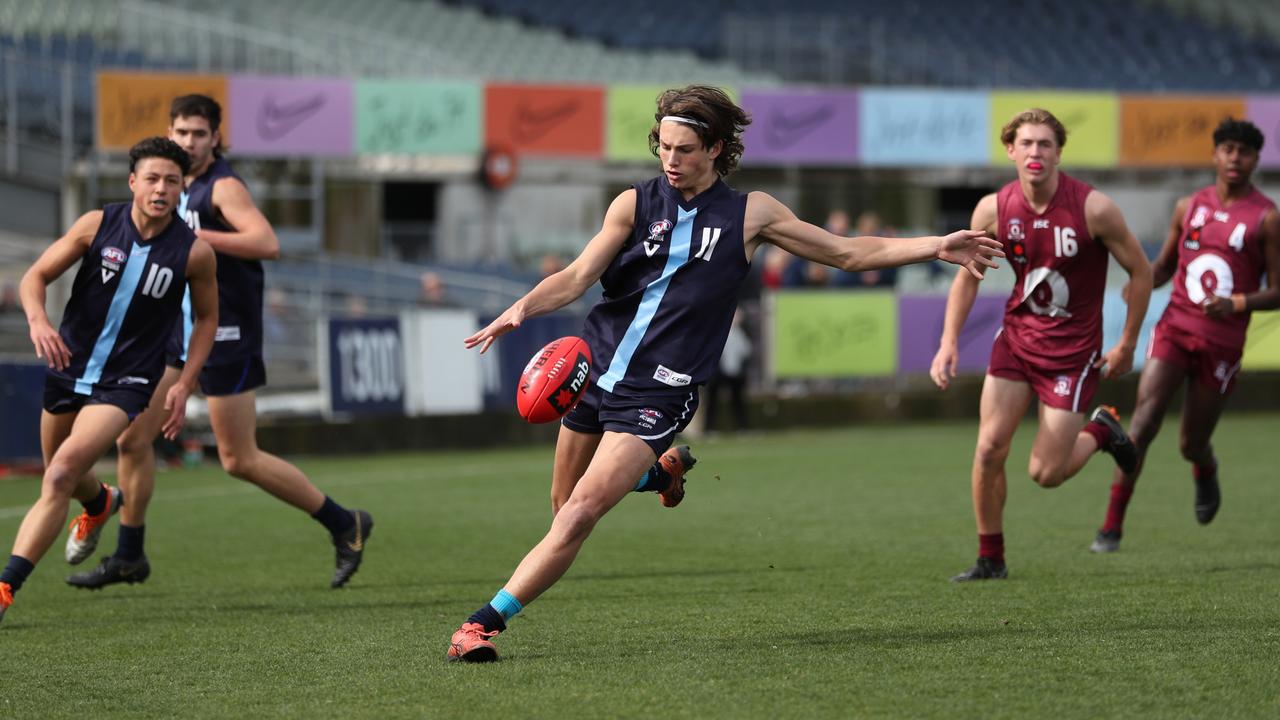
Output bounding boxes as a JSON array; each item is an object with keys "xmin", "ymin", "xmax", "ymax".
[{"xmin": 452, "ymin": 0, "xmax": 1280, "ymax": 90}]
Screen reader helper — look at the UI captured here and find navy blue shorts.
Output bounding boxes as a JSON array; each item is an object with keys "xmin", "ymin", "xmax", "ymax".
[
  {"xmin": 43, "ymin": 376, "xmax": 152, "ymax": 421},
  {"xmin": 199, "ymin": 355, "xmax": 266, "ymax": 397},
  {"xmin": 562, "ymin": 383, "xmax": 699, "ymax": 457}
]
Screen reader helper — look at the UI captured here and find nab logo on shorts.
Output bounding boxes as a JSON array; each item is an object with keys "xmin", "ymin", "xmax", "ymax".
[
  {"xmin": 645, "ymin": 219, "xmax": 672, "ymax": 257},
  {"xmin": 1053, "ymin": 375, "xmax": 1073, "ymax": 397},
  {"xmin": 100, "ymin": 246, "xmax": 127, "ymax": 283}
]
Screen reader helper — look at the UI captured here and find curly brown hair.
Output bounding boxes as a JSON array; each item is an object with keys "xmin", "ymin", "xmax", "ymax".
[
  {"xmin": 648, "ymin": 85, "xmax": 751, "ymax": 176},
  {"xmin": 1000, "ymin": 108, "xmax": 1067, "ymax": 149}
]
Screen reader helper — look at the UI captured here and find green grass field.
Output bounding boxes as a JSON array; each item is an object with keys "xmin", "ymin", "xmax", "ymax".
[{"xmin": 2, "ymin": 413, "xmax": 1278, "ymax": 719}]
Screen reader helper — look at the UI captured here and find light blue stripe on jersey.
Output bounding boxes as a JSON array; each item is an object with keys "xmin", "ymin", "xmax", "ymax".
[
  {"xmin": 179, "ymin": 286, "xmax": 192, "ymax": 362},
  {"xmin": 75, "ymin": 243, "xmax": 151, "ymax": 395},
  {"xmin": 597, "ymin": 206, "xmax": 696, "ymax": 393}
]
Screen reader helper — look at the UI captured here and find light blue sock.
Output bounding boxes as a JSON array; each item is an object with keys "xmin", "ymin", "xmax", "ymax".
[
  {"xmin": 633, "ymin": 464, "xmax": 664, "ymax": 492},
  {"xmin": 490, "ymin": 588, "xmax": 524, "ymax": 621}
]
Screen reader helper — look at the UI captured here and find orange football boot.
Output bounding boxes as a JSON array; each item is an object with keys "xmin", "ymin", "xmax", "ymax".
[
  {"xmin": 658, "ymin": 445, "xmax": 697, "ymax": 508},
  {"xmin": 448, "ymin": 622, "xmax": 500, "ymax": 663}
]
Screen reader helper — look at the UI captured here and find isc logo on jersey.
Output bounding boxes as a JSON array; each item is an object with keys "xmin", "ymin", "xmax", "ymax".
[{"xmin": 100, "ymin": 246, "xmax": 127, "ymax": 283}]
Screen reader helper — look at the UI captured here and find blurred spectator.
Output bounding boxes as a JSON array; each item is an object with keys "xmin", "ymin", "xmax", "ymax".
[
  {"xmin": 343, "ymin": 293, "xmax": 368, "ymax": 318},
  {"xmin": 0, "ymin": 281, "xmax": 19, "ymax": 314},
  {"xmin": 538, "ymin": 253, "xmax": 566, "ymax": 279},
  {"xmin": 263, "ymin": 287, "xmax": 289, "ymax": 348},
  {"xmin": 418, "ymin": 271, "xmax": 456, "ymax": 308},
  {"xmin": 761, "ymin": 246, "xmax": 791, "ymax": 289},
  {"xmin": 704, "ymin": 310, "xmax": 752, "ymax": 433}
]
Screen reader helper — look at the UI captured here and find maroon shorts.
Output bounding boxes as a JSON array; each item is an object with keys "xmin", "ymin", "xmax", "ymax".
[
  {"xmin": 1148, "ymin": 319, "xmax": 1243, "ymax": 395},
  {"xmin": 987, "ymin": 329, "xmax": 1100, "ymax": 413}
]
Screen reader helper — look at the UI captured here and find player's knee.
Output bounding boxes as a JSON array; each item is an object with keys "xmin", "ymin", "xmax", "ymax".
[
  {"xmin": 1028, "ymin": 460, "xmax": 1066, "ymax": 488},
  {"xmin": 974, "ymin": 438, "xmax": 1011, "ymax": 470},
  {"xmin": 42, "ymin": 461, "xmax": 81, "ymax": 497},
  {"xmin": 116, "ymin": 431, "xmax": 149, "ymax": 457},
  {"xmin": 219, "ymin": 450, "xmax": 254, "ymax": 480},
  {"xmin": 552, "ymin": 500, "xmax": 602, "ymax": 543},
  {"xmin": 1178, "ymin": 436, "xmax": 1208, "ymax": 463}
]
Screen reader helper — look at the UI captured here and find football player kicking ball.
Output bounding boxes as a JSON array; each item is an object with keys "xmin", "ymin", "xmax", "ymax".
[
  {"xmin": 931, "ymin": 108, "xmax": 1153, "ymax": 582},
  {"xmin": 447, "ymin": 85, "xmax": 1005, "ymax": 661},
  {"xmin": 1090, "ymin": 118, "xmax": 1280, "ymax": 553}
]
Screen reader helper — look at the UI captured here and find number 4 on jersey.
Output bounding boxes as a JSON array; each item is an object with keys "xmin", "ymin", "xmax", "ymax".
[
  {"xmin": 1228, "ymin": 222, "xmax": 1245, "ymax": 251},
  {"xmin": 693, "ymin": 227, "xmax": 721, "ymax": 261}
]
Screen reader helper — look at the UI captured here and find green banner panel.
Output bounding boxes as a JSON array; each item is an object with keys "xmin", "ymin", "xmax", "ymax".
[
  {"xmin": 355, "ymin": 80, "xmax": 481, "ymax": 154},
  {"xmin": 989, "ymin": 92, "xmax": 1118, "ymax": 168},
  {"xmin": 772, "ymin": 290, "xmax": 897, "ymax": 378}
]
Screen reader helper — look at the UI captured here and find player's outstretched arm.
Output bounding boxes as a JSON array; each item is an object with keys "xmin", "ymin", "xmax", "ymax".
[
  {"xmin": 198, "ymin": 177, "xmax": 280, "ymax": 260},
  {"xmin": 465, "ymin": 189, "xmax": 636, "ymax": 354},
  {"xmin": 744, "ymin": 191, "xmax": 1002, "ymax": 278},
  {"xmin": 162, "ymin": 239, "xmax": 218, "ymax": 440},
  {"xmin": 20, "ymin": 210, "xmax": 103, "ymax": 370},
  {"xmin": 1205, "ymin": 207, "xmax": 1280, "ymax": 318},
  {"xmin": 931, "ymin": 194, "xmax": 996, "ymax": 390},
  {"xmin": 1089, "ymin": 191, "xmax": 1153, "ymax": 378}
]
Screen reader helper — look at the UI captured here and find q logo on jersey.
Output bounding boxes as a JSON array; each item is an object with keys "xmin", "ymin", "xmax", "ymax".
[
  {"xmin": 645, "ymin": 219, "xmax": 672, "ymax": 258},
  {"xmin": 100, "ymin": 246, "xmax": 127, "ymax": 283}
]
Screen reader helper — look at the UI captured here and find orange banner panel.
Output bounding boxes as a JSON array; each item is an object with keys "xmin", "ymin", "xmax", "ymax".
[
  {"xmin": 484, "ymin": 84, "xmax": 603, "ymax": 157},
  {"xmin": 1120, "ymin": 96, "xmax": 1244, "ymax": 166},
  {"xmin": 97, "ymin": 72, "xmax": 229, "ymax": 151}
]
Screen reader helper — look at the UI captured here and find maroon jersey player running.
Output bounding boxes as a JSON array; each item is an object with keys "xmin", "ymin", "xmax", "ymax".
[
  {"xmin": 1090, "ymin": 118, "xmax": 1280, "ymax": 553},
  {"xmin": 931, "ymin": 108, "xmax": 1153, "ymax": 581}
]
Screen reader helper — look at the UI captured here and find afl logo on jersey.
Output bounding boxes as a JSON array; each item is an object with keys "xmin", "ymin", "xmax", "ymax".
[
  {"xmin": 100, "ymin": 246, "xmax": 126, "ymax": 283},
  {"xmin": 645, "ymin": 219, "xmax": 673, "ymax": 257}
]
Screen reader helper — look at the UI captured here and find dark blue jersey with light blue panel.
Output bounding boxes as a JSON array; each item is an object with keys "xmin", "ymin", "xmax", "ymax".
[
  {"xmin": 173, "ymin": 156, "xmax": 264, "ymax": 366},
  {"xmin": 583, "ymin": 176, "xmax": 749, "ymax": 398},
  {"xmin": 50, "ymin": 202, "xmax": 194, "ymax": 395}
]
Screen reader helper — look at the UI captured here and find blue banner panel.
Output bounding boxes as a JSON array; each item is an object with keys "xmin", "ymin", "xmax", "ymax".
[
  {"xmin": 325, "ymin": 316, "xmax": 405, "ymax": 417},
  {"xmin": 0, "ymin": 363, "xmax": 45, "ymax": 463},
  {"xmin": 859, "ymin": 89, "xmax": 989, "ymax": 166}
]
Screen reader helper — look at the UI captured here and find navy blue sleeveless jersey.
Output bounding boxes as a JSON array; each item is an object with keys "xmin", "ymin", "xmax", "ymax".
[
  {"xmin": 51, "ymin": 202, "xmax": 194, "ymax": 395},
  {"xmin": 175, "ymin": 157, "xmax": 264, "ymax": 365},
  {"xmin": 584, "ymin": 176, "xmax": 750, "ymax": 397}
]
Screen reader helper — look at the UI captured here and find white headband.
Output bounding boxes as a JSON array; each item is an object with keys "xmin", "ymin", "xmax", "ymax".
[{"xmin": 662, "ymin": 115, "xmax": 708, "ymax": 129}]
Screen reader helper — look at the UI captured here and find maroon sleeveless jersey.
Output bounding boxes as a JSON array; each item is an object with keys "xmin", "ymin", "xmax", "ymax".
[
  {"xmin": 995, "ymin": 173, "xmax": 1108, "ymax": 369},
  {"xmin": 1162, "ymin": 185, "xmax": 1275, "ymax": 349}
]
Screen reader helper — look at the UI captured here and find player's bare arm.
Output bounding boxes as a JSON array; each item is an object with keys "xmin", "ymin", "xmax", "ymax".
[
  {"xmin": 931, "ymin": 193, "xmax": 998, "ymax": 389},
  {"xmin": 1087, "ymin": 190, "xmax": 1153, "ymax": 378},
  {"xmin": 465, "ymin": 189, "xmax": 637, "ymax": 354},
  {"xmin": 197, "ymin": 177, "xmax": 280, "ymax": 260},
  {"xmin": 19, "ymin": 210, "xmax": 104, "ymax": 371},
  {"xmin": 744, "ymin": 191, "xmax": 1002, "ymax": 277},
  {"xmin": 1204, "ymin": 207, "xmax": 1280, "ymax": 319},
  {"xmin": 161, "ymin": 239, "xmax": 218, "ymax": 440}
]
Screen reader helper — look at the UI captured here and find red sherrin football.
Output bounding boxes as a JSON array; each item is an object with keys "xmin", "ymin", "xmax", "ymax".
[{"xmin": 517, "ymin": 336, "xmax": 592, "ymax": 423}]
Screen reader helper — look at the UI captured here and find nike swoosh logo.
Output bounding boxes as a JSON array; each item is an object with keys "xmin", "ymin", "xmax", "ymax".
[
  {"xmin": 764, "ymin": 104, "xmax": 836, "ymax": 149},
  {"xmin": 511, "ymin": 99, "xmax": 579, "ymax": 144},
  {"xmin": 257, "ymin": 93, "xmax": 327, "ymax": 141}
]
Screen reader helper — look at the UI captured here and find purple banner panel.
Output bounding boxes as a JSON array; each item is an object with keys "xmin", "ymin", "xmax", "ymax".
[
  {"xmin": 228, "ymin": 76, "xmax": 354, "ymax": 156},
  {"xmin": 898, "ymin": 294, "xmax": 1006, "ymax": 375},
  {"xmin": 741, "ymin": 89, "xmax": 858, "ymax": 165},
  {"xmin": 1247, "ymin": 96, "xmax": 1280, "ymax": 169}
]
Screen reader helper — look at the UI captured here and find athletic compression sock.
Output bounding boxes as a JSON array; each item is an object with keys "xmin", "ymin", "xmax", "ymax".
[
  {"xmin": 978, "ymin": 533, "xmax": 1005, "ymax": 565},
  {"xmin": 1082, "ymin": 420, "xmax": 1110, "ymax": 451},
  {"xmin": 468, "ymin": 589, "xmax": 522, "ymax": 633},
  {"xmin": 115, "ymin": 524, "xmax": 146, "ymax": 562},
  {"xmin": 81, "ymin": 483, "xmax": 109, "ymax": 516},
  {"xmin": 1193, "ymin": 459, "xmax": 1218, "ymax": 483},
  {"xmin": 311, "ymin": 496, "xmax": 356, "ymax": 537},
  {"xmin": 1102, "ymin": 483, "xmax": 1134, "ymax": 534},
  {"xmin": 0, "ymin": 555, "xmax": 35, "ymax": 593},
  {"xmin": 633, "ymin": 462, "xmax": 671, "ymax": 493}
]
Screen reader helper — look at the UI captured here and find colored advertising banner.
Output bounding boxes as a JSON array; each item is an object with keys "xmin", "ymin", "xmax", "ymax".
[
  {"xmin": 355, "ymin": 80, "xmax": 482, "ymax": 155},
  {"xmin": 97, "ymin": 72, "xmax": 227, "ymax": 151},
  {"xmin": 1246, "ymin": 96, "xmax": 1280, "ymax": 169},
  {"xmin": 989, "ymin": 92, "xmax": 1118, "ymax": 167},
  {"xmin": 321, "ymin": 316, "xmax": 405, "ymax": 418},
  {"xmin": 772, "ymin": 291, "xmax": 896, "ymax": 378},
  {"xmin": 1243, "ymin": 311, "xmax": 1280, "ymax": 370},
  {"xmin": 860, "ymin": 89, "xmax": 989, "ymax": 166},
  {"xmin": 741, "ymin": 89, "xmax": 858, "ymax": 165},
  {"xmin": 1102, "ymin": 287, "xmax": 1171, "ymax": 372},
  {"xmin": 228, "ymin": 76, "xmax": 353, "ymax": 156},
  {"xmin": 1119, "ymin": 96, "xmax": 1245, "ymax": 167},
  {"xmin": 897, "ymin": 294, "xmax": 1006, "ymax": 374},
  {"xmin": 607, "ymin": 85, "xmax": 667, "ymax": 162},
  {"xmin": 485, "ymin": 84, "xmax": 604, "ymax": 157}
]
